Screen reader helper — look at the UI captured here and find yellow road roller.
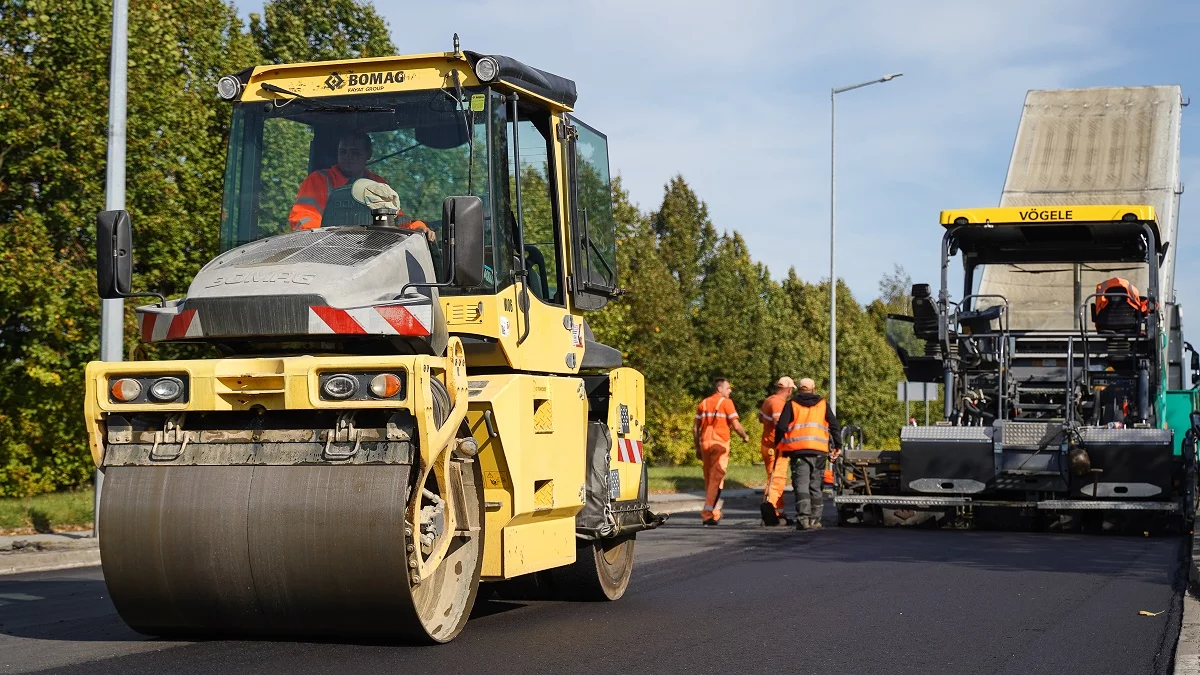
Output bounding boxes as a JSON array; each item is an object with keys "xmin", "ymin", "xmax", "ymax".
[{"xmin": 84, "ymin": 40, "xmax": 663, "ymax": 643}]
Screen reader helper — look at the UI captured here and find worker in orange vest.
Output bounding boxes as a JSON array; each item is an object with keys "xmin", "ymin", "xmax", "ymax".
[
  {"xmin": 288, "ymin": 131, "xmax": 434, "ymax": 240},
  {"xmin": 775, "ymin": 378, "xmax": 841, "ymax": 530},
  {"xmin": 694, "ymin": 378, "xmax": 751, "ymax": 525},
  {"xmin": 759, "ymin": 376, "xmax": 795, "ymax": 526}
]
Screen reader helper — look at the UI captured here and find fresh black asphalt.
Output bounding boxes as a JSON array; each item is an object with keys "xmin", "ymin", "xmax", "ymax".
[{"xmin": 0, "ymin": 504, "xmax": 1187, "ymax": 675}]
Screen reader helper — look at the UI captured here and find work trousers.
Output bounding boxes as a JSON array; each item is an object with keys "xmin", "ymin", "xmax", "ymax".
[
  {"xmin": 762, "ymin": 446, "xmax": 788, "ymax": 515},
  {"xmin": 701, "ymin": 444, "xmax": 730, "ymax": 521},
  {"xmin": 790, "ymin": 454, "xmax": 827, "ymax": 520}
]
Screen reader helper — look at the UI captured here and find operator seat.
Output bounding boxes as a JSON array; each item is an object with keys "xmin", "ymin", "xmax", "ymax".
[{"xmin": 911, "ymin": 284, "xmax": 939, "ymax": 342}]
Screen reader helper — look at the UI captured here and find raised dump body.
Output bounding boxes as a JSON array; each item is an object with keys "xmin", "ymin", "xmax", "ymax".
[{"xmin": 981, "ymin": 86, "xmax": 1184, "ymax": 331}]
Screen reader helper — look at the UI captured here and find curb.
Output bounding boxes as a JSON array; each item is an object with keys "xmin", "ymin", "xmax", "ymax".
[
  {"xmin": 0, "ymin": 547, "xmax": 101, "ymax": 576},
  {"xmin": 649, "ymin": 488, "xmax": 763, "ymax": 514}
]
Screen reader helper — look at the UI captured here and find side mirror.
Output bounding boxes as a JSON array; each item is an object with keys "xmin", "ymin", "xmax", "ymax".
[
  {"xmin": 97, "ymin": 210, "xmax": 133, "ymax": 299},
  {"xmin": 443, "ymin": 196, "xmax": 484, "ymax": 288},
  {"xmin": 1191, "ymin": 411, "xmax": 1200, "ymax": 431},
  {"xmin": 1191, "ymin": 351, "xmax": 1199, "ymax": 374}
]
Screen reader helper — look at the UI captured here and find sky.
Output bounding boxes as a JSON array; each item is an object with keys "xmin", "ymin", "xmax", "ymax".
[{"xmin": 238, "ymin": 0, "xmax": 1200, "ymax": 312}]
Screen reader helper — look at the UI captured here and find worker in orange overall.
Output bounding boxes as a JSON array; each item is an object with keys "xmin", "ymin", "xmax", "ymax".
[
  {"xmin": 694, "ymin": 378, "xmax": 750, "ymax": 525},
  {"xmin": 759, "ymin": 376, "xmax": 795, "ymax": 526},
  {"xmin": 289, "ymin": 131, "xmax": 435, "ymax": 240},
  {"xmin": 775, "ymin": 378, "xmax": 841, "ymax": 530}
]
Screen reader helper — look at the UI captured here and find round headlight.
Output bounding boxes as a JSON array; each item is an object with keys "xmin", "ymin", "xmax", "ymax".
[
  {"xmin": 148, "ymin": 377, "xmax": 184, "ymax": 402},
  {"xmin": 216, "ymin": 75, "xmax": 243, "ymax": 100},
  {"xmin": 473, "ymin": 57, "xmax": 499, "ymax": 82},
  {"xmin": 370, "ymin": 373, "xmax": 402, "ymax": 398},
  {"xmin": 323, "ymin": 374, "xmax": 358, "ymax": 400},
  {"xmin": 110, "ymin": 378, "xmax": 142, "ymax": 402}
]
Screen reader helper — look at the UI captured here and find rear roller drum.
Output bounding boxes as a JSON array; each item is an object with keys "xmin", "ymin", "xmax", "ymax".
[{"xmin": 550, "ymin": 535, "xmax": 636, "ymax": 601}]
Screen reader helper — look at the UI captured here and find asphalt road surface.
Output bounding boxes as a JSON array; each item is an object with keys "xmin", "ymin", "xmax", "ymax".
[{"xmin": 0, "ymin": 502, "xmax": 1186, "ymax": 675}]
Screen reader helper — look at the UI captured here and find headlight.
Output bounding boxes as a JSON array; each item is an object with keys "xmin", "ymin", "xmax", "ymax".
[
  {"xmin": 370, "ymin": 373, "xmax": 403, "ymax": 398},
  {"xmin": 473, "ymin": 57, "xmax": 499, "ymax": 82},
  {"xmin": 216, "ymin": 75, "xmax": 243, "ymax": 100},
  {"xmin": 110, "ymin": 378, "xmax": 142, "ymax": 402},
  {"xmin": 322, "ymin": 374, "xmax": 359, "ymax": 400},
  {"xmin": 148, "ymin": 377, "xmax": 184, "ymax": 402}
]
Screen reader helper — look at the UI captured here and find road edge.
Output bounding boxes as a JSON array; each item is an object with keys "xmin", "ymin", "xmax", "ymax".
[{"xmin": 0, "ymin": 547, "xmax": 101, "ymax": 576}]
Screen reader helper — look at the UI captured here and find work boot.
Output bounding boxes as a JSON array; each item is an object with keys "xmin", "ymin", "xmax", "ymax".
[
  {"xmin": 808, "ymin": 518, "xmax": 823, "ymax": 530},
  {"xmin": 795, "ymin": 518, "xmax": 809, "ymax": 531},
  {"xmin": 703, "ymin": 518, "xmax": 720, "ymax": 526},
  {"xmin": 760, "ymin": 502, "xmax": 780, "ymax": 527}
]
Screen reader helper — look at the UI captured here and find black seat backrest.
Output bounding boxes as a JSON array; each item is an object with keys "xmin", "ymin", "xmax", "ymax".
[
  {"xmin": 911, "ymin": 283, "xmax": 939, "ymax": 341},
  {"xmin": 320, "ymin": 184, "xmax": 371, "ymax": 228}
]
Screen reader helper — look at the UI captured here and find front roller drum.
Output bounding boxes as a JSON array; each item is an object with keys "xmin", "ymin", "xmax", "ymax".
[{"xmin": 99, "ymin": 459, "xmax": 484, "ymax": 642}]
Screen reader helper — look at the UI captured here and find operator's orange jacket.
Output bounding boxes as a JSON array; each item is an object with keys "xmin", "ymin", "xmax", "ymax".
[
  {"xmin": 288, "ymin": 165, "xmax": 390, "ymax": 230},
  {"xmin": 776, "ymin": 399, "xmax": 831, "ymax": 454},
  {"xmin": 695, "ymin": 394, "xmax": 739, "ymax": 449},
  {"xmin": 1095, "ymin": 277, "xmax": 1149, "ymax": 314}
]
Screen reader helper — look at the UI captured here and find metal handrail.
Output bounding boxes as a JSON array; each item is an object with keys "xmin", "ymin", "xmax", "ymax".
[
  {"xmin": 957, "ymin": 294, "xmax": 1010, "ymax": 421},
  {"xmin": 1076, "ymin": 290, "xmax": 1154, "ymax": 393}
]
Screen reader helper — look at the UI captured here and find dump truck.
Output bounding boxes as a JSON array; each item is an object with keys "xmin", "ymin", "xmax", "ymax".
[
  {"xmin": 84, "ymin": 41, "xmax": 663, "ymax": 642},
  {"xmin": 835, "ymin": 86, "xmax": 1199, "ymax": 531}
]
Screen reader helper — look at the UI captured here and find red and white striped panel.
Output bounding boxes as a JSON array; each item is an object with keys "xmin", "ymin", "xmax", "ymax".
[
  {"xmin": 616, "ymin": 438, "xmax": 643, "ymax": 464},
  {"xmin": 139, "ymin": 309, "xmax": 202, "ymax": 342},
  {"xmin": 309, "ymin": 303, "xmax": 432, "ymax": 337}
]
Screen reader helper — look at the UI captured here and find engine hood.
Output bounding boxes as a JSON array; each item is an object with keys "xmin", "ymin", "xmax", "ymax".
[{"xmin": 135, "ymin": 227, "xmax": 448, "ymax": 354}]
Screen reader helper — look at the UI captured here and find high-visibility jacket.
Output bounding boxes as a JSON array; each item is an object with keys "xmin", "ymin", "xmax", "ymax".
[
  {"xmin": 777, "ymin": 399, "xmax": 831, "ymax": 454},
  {"xmin": 759, "ymin": 393, "xmax": 787, "ymax": 449},
  {"xmin": 695, "ymin": 394, "xmax": 739, "ymax": 449},
  {"xmin": 288, "ymin": 165, "xmax": 392, "ymax": 230},
  {"xmin": 1095, "ymin": 277, "xmax": 1149, "ymax": 314}
]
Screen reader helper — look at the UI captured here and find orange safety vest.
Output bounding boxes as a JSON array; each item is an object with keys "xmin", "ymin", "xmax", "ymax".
[
  {"xmin": 696, "ymin": 394, "xmax": 737, "ymax": 449},
  {"xmin": 1095, "ymin": 277, "xmax": 1148, "ymax": 314},
  {"xmin": 777, "ymin": 399, "xmax": 830, "ymax": 454},
  {"xmin": 288, "ymin": 165, "xmax": 393, "ymax": 231},
  {"xmin": 759, "ymin": 393, "xmax": 787, "ymax": 448}
]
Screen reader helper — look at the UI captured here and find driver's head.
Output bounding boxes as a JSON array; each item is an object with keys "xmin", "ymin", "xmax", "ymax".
[{"xmin": 336, "ymin": 131, "xmax": 372, "ymax": 178}]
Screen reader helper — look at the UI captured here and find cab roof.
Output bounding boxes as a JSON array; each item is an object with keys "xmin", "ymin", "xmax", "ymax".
[
  {"xmin": 938, "ymin": 205, "xmax": 1162, "ymax": 265},
  {"xmin": 237, "ymin": 50, "xmax": 578, "ymax": 111}
]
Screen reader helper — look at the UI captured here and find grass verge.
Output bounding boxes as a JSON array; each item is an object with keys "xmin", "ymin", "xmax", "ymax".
[
  {"xmin": 647, "ymin": 464, "xmax": 766, "ymax": 494},
  {"xmin": 0, "ymin": 488, "xmax": 94, "ymax": 535}
]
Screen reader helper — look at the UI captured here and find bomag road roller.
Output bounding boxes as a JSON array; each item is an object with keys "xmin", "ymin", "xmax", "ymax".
[{"xmin": 84, "ymin": 41, "xmax": 664, "ymax": 643}]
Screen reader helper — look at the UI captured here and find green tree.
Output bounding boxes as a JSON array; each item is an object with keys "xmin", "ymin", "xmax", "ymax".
[
  {"xmin": 0, "ymin": 0, "xmax": 258, "ymax": 496},
  {"xmin": 250, "ymin": 0, "xmax": 395, "ymax": 64},
  {"xmin": 650, "ymin": 175, "xmax": 716, "ymax": 305}
]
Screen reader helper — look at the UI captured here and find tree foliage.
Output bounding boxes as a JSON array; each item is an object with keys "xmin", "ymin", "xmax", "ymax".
[
  {"xmin": 592, "ymin": 176, "xmax": 908, "ymax": 464},
  {"xmin": 249, "ymin": 0, "xmax": 394, "ymax": 64},
  {"xmin": 0, "ymin": 0, "xmax": 391, "ymax": 496}
]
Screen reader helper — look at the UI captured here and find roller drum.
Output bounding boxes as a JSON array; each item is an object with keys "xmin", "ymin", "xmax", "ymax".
[{"xmin": 99, "ymin": 461, "xmax": 482, "ymax": 642}]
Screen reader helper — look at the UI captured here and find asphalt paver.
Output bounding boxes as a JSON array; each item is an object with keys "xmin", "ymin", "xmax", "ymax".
[{"xmin": 0, "ymin": 503, "xmax": 1186, "ymax": 675}]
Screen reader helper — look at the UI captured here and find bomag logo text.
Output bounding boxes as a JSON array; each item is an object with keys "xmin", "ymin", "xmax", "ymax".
[
  {"xmin": 206, "ymin": 272, "xmax": 315, "ymax": 287},
  {"xmin": 1018, "ymin": 209, "xmax": 1074, "ymax": 221},
  {"xmin": 347, "ymin": 71, "xmax": 405, "ymax": 87}
]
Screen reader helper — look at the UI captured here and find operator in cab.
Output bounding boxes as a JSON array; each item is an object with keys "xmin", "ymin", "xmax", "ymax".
[{"xmin": 288, "ymin": 130, "xmax": 435, "ymax": 241}]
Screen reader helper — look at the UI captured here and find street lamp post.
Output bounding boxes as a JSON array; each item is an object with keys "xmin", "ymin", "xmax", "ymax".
[
  {"xmin": 96, "ymin": 0, "xmax": 129, "ymax": 538},
  {"xmin": 829, "ymin": 72, "xmax": 902, "ymax": 412}
]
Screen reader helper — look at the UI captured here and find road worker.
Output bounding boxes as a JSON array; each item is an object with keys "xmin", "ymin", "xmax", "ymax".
[
  {"xmin": 759, "ymin": 376, "xmax": 795, "ymax": 526},
  {"xmin": 288, "ymin": 131, "xmax": 434, "ymax": 240},
  {"xmin": 775, "ymin": 377, "xmax": 841, "ymax": 530},
  {"xmin": 694, "ymin": 378, "xmax": 751, "ymax": 525}
]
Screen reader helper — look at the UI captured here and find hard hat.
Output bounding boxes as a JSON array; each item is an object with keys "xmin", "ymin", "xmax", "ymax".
[
  {"xmin": 798, "ymin": 378, "xmax": 816, "ymax": 392},
  {"xmin": 775, "ymin": 376, "xmax": 796, "ymax": 390}
]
